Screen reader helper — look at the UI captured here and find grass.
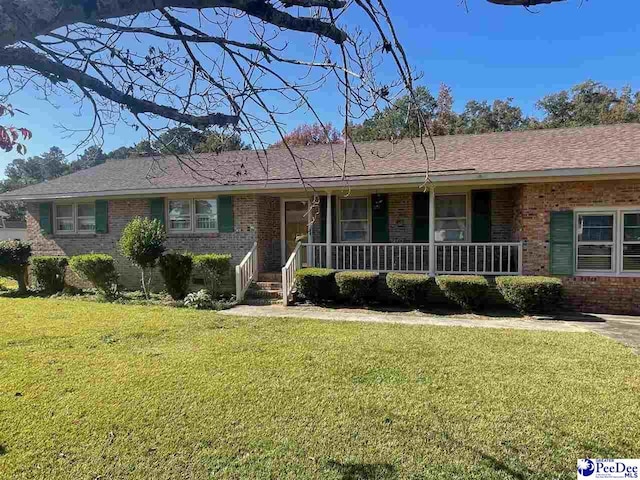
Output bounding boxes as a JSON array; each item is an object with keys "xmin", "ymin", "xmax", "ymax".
[{"xmin": 0, "ymin": 298, "xmax": 639, "ymax": 479}]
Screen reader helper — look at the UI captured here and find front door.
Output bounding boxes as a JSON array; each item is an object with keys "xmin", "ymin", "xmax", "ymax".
[{"xmin": 284, "ymin": 200, "xmax": 309, "ymax": 260}]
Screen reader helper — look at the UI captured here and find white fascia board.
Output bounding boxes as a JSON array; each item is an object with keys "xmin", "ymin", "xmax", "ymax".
[{"xmin": 4, "ymin": 165, "xmax": 640, "ymax": 201}]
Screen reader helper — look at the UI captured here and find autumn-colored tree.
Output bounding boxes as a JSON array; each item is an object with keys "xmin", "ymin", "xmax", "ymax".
[
  {"xmin": 0, "ymin": 104, "xmax": 31, "ymax": 154},
  {"xmin": 271, "ymin": 123, "xmax": 342, "ymax": 148}
]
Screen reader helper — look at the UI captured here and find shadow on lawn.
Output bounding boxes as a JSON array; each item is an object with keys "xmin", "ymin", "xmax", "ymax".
[{"xmin": 323, "ymin": 459, "xmax": 397, "ymax": 479}]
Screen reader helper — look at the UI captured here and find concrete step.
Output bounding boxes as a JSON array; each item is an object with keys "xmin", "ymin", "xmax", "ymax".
[
  {"xmin": 246, "ymin": 284, "xmax": 282, "ymax": 299},
  {"xmin": 253, "ymin": 281, "xmax": 282, "ymax": 290},
  {"xmin": 244, "ymin": 297, "xmax": 283, "ymax": 306},
  {"xmin": 258, "ymin": 272, "xmax": 281, "ymax": 283}
]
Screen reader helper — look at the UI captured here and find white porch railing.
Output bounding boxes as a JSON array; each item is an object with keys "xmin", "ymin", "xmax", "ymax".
[
  {"xmin": 282, "ymin": 242, "xmax": 304, "ymax": 306},
  {"xmin": 235, "ymin": 242, "xmax": 258, "ymax": 303},
  {"xmin": 282, "ymin": 241, "xmax": 522, "ymax": 304},
  {"xmin": 305, "ymin": 243, "xmax": 430, "ymax": 272},
  {"xmin": 435, "ymin": 242, "xmax": 522, "ymax": 275},
  {"xmin": 302, "ymin": 241, "xmax": 522, "ymax": 275}
]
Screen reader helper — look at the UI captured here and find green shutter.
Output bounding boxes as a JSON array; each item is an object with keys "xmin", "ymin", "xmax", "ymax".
[
  {"xmin": 95, "ymin": 200, "xmax": 108, "ymax": 233},
  {"xmin": 150, "ymin": 198, "xmax": 165, "ymax": 226},
  {"xmin": 471, "ymin": 190, "xmax": 491, "ymax": 242},
  {"xmin": 550, "ymin": 210, "xmax": 575, "ymax": 275},
  {"xmin": 39, "ymin": 203, "xmax": 52, "ymax": 235},
  {"xmin": 218, "ymin": 196, "xmax": 234, "ymax": 233},
  {"xmin": 413, "ymin": 193, "xmax": 429, "ymax": 242},
  {"xmin": 371, "ymin": 194, "xmax": 389, "ymax": 243}
]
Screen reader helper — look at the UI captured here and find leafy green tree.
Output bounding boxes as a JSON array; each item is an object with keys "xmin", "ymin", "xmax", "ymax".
[
  {"xmin": 195, "ymin": 132, "xmax": 249, "ymax": 153},
  {"xmin": 70, "ymin": 146, "xmax": 107, "ymax": 172},
  {"xmin": 119, "ymin": 217, "xmax": 166, "ymax": 299}
]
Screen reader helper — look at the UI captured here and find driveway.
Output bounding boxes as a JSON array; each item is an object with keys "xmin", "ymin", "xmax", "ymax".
[{"xmin": 221, "ymin": 304, "xmax": 640, "ymax": 353}]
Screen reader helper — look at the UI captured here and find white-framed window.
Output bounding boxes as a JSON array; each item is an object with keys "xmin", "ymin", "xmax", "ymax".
[
  {"xmin": 76, "ymin": 203, "xmax": 96, "ymax": 232},
  {"xmin": 435, "ymin": 194, "xmax": 467, "ymax": 242},
  {"xmin": 195, "ymin": 199, "xmax": 218, "ymax": 231},
  {"xmin": 622, "ymin": 212, "xmax": 640, "ymax": 272},
  {"xmin": 167, "ymin": 199, "xmax": 219, "ymax": 233},
  {"xmin": 576, "ymin": 212, "xmax": 615, "ymax": 272},
  {"xmin": 574, "ymin": 208, "xmax": 640, "ymax": 275},
  {"xmin": 55, "ymin": 203, "xmax": 95, "ymax": 234},
  {"xmin": 339, "ymin": 197, "xmax": 369, "ymax": 242},
  {"xmin": 168, "ymin": 200, "xmax": 191, "ymax": 231}
]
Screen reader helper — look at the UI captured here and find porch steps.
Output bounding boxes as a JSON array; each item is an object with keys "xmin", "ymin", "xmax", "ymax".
[{"xmin": 244, "ymin": 275, "xmax": 283, "ymax": 305}]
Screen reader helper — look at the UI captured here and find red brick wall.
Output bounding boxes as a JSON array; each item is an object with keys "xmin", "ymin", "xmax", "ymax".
[
  {"xmin": 490, "ymin": 187, "xmax": 516, "ymax": 242},
  {"xmin": 26, "ymin": 195, "xmax": 258, "ymax": 290},
  {"xmin": 256, "ymin": 196, "xmax": 281, "ymax": 272},
  {"xmin": 389, "ymin": 192, "xmax": 413, "ymax": 242},
  {"xmin": 515, "ymin": 179, "xmax": 640, "ymax": 313}
]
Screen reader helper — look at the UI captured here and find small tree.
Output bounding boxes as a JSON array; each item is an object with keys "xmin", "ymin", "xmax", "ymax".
[
  {"xmin": 119, "ymin": 217, "xmax": 166, "ymax": 299},
  {"xmin": 0, "ymin": 240, "xmax": 31, "ymax": 293}
]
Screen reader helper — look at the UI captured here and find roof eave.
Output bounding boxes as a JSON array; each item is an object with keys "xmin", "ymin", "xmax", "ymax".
[{"xmin": 3, "ymin": 165, "xmax": 640, "ymax": 201}]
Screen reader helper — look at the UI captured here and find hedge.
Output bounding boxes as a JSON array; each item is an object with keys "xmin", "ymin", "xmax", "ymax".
[
  {"xmin": 295, "ymin": 268, "xmax": 337, "ymax": 303},
  {"xmin": 386, "ymin": 273, "xmax": 433, "ymax": 307},
  {"xmin": 436, "ymin": 275, "xmax": 489, "ymax": 311},
  {"xmin": 193, "ymin": 253, "xmax": 232, "ymax": 296},
  {"xmin": 496, "ymin": 276, "xmax": 563, "ymax": 314},
  {"xmin": 335, "ymin": 271, "xmax": 379, "ymax": 304},
  {"xmin": 0, "ymin": 240, "xmax": 31, "ymax": 293},
  {"xmin": 31, "ymin": 256, "xmax": 68, "ymax": 294},
  {"xmin": 159, "ymin": 253, "xmax": 193, "ymax": 300},
  {"xmin": 69, "ymin": 254, "xmax": 119, "ymax": 299}
]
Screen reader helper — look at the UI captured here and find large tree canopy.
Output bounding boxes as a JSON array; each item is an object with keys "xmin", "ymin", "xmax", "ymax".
[{"xmin": 0, "ymin": 0, "xmax": 574, "ymax": 185}]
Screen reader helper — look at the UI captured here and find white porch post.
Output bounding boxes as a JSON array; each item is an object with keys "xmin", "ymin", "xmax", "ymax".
[
  {"xmin": 428, "ymin": 186, "xmax": 436, "ymax": 277},
  {"xmin": 326, "ymin": 192, "xmax": 333, "ymax": 268}
]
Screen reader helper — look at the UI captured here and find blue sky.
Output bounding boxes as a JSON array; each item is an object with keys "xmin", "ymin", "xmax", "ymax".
[{"xmin": 1, "ymin": 0, "xmax": 639, "ymax": 176}]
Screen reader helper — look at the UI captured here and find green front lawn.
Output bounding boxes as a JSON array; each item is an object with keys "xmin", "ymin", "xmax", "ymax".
[{"xmin": 1, "ymin": 298, "xmax": 638, "ymax": 479}]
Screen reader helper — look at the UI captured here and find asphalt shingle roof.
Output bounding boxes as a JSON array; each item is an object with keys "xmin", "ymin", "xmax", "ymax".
[{"xmin": 2, "ymin": 123, "xmax": 640, "ymax": 199}]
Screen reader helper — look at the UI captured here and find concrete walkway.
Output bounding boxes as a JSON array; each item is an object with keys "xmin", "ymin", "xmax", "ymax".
[{"xmin": 220, "ymin": 304, "xmax": 640, "ymax": 352}]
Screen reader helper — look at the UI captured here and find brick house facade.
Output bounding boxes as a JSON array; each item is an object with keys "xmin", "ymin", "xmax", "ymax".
[{"xmin": 6, "ymin": 124, "xmax": 640, "ymax": 313}]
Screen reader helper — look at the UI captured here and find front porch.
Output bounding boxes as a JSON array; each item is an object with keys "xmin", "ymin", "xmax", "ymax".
[{"xmin": 236, "ymin": 185, "xmax": 524, "ymax": 303}]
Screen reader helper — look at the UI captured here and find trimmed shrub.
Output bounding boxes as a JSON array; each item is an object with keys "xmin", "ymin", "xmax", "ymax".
[
  {"xmin": 119, "ymin": 217, "xmax": 166, "ymax": 299},
  {"xmin": 193, "ymin": 254, "xmax": 232, "ymax": 296},
  {"xmin": 386, "ymin": 273, "xmax": 433, "ymax": 307},
  {"xmin": 159, "ymin": 253, "xmax": 193, "ymax": 300},
  {"xmin": 31, "ymin": 256, "xmax": 68, "ymax": 294},
  {"xmin": 69, "ymin": 254, "xmax": 119, "ymax": 299},
  {"xmin": 295, "ymin": 268, "xmax": 337, "ymax": 303},
  {"xmin": 496, "ymin": 276, "xmax": 563, "ymax": 314},
  {"xmin": 335, "ymin": 271, "xmax": 379, "ymax": 304},
  {"xmin": 436, "ymin": 275, "xmax": 489, "ymax": 311},
  {"xmin": 0, "ymin": 240, "xmax": 31, "ymax": 293}
]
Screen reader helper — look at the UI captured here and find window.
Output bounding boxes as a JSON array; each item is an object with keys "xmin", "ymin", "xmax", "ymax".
[
  {"xmin": 168, "ymin": 199, "xmax": 219, "ymax": 233},
  {"xmin": 77, "ymin": 203, "xmax": 96, "ymax": 232},
  {"xmin": 340, "ymin": 197, "xmax": 368, "ymax": 242},
  {"xmin": 623, "ymin": 213, "xmax": 640, "ymax": 272},
  {"xmin": 55, "ymin": 203, "xmax": 95, "ymax": 234},
  {"xmin": 576, "ymin": 213, "xmax": 615, "ymax": 272},
  {"xmin": 195, "ymin": 200, "xmax": 218, "ymax": 231},
  {"xmin": 168, "ymin": 200, "xmax": 191, "ymax": 231},
  {"xmin": 435, "ymin": 194, "xmax": 467, "ymax": 242}
]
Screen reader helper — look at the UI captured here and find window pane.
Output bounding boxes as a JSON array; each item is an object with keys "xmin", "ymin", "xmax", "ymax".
[
  {"xmin": 169, "ymin": 200, "xmax": 190, "ymax": 216},
  {"xmin": 196, "ymin": 200, "xmax": 217, "ymax": 215},
  {"xmin": 623, "ymin": 244, "xmax": 640, "ymax": 271},
  {"xmin": 77, "ymin": 203, "xmax": 95, "ymax": 217},
  {"xmin": 77, "ymin": 217, "xmax": 95, "ymax": 232},
  {"xmin": 341, "ymin": 198, "xmax": 367, "ymax": 221},
  {"xmin": 578, "ymin": 214, "xmax": 613, "ymax": 242},
  {"xmin": 624, "ymin": 213, "xmax": 640, "ymax": 241},
  {"xmin": 435, "ymin": 219, "xmax": 466, "ymax": 242},
  {"xmin": 57, "ymin": 218, "xmax": 74, "ymax": 232},
  {"xmin": 57, "ymin": 205, "xmax": 73, "ymax": 218},
  {"xmin": 196, "ymin": 215, "xmax": 218, "ymax": 230},
  {"xmin": 577, "ymin": 244, "xmax": 612, "ymax": 270},
  {"xmin": 435, "ymin": 195, "xmax": 465, "ymax": 218},
  {"xmin": 169, "ymin": 218, "xmax": 191, "ymax": 230},
  {"xmin": 342, "ymin": 220, "xmax": 368, "ymax": 242}
]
